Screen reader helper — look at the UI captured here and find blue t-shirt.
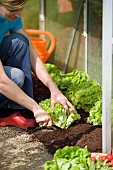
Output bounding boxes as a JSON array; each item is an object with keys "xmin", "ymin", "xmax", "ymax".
[{"xmin": 0, "ymin": 15, "xmax": 22, "ymax": 43}]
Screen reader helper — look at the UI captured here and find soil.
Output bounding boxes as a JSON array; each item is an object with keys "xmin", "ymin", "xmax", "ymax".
[{"xmin": 0, "ymin": 75, "xmax": 102, "ymax": 170}]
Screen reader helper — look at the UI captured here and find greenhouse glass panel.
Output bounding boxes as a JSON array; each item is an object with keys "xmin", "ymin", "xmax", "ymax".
[
  {"xmin": 46, "ymin": 0, "xmax": 85, "ymax": 73},
  {"xmin": 87, "ymin": 0, "xmax": 102, "ymax": 85}
]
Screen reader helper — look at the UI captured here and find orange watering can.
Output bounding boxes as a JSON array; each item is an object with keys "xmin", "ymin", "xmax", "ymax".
[{"xmin": 25, "ymin": 29, "xmax": 56, "ymax": 63}]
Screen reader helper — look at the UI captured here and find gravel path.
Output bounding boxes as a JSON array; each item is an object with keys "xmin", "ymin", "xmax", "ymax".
[{"xmin": 0, "ymin": 126, "xmax": 53, "ymax": 170}]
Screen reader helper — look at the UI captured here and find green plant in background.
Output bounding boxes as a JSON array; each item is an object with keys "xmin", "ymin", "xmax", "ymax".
[
  {"xmin": 65, "ymin": 80, "xmax": 102, "ymax": 113},
  {"xmin": 87, "ymin": 100, "xmax": 102, "ymax": 126},
  {"xmin": 22, "ymin": 0, "xmax": 39, "ymax": 29},
  {"xmin": 45, "ymin": 63, "xmax": 89, "ymax": 92},
  {"xmin": 44, "ymin": 63, "xmax": 62, "ymax": 84},
  {"xmin": 87, "ymin": 99, "xmax": 113, "ymax": 126}
]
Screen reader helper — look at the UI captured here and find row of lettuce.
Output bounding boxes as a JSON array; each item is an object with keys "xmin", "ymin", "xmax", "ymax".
[{"xmin": 39, "ymin": 63, "xmax": 112, "ymax": 128}]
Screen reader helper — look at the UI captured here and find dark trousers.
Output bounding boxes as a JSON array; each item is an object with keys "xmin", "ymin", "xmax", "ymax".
[{"xmin": 0, "ymin": 33, "xmax": 33, "ymax": 109}]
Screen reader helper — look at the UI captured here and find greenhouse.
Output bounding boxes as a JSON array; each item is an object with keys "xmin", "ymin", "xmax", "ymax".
[{"xmin": 0, "ymin": 0, "xmax": 113, "ymax": 169}]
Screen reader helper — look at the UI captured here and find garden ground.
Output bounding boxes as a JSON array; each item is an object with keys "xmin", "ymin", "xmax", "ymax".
[{"xmin": 0, "ymin": 77, "xmax": 102, "ymax": 170}]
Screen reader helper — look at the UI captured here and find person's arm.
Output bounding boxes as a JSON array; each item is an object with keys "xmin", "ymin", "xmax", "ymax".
[
  {"xmin": 0, "ymin": 60, "xmax": 52, "ymax": 126},
  {"xmin": 17, "ymin": 28, "xmax": 76, "ymax": 113}
]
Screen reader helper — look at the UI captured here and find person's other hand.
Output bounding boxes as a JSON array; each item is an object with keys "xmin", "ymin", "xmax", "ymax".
[
  {"xmin": 34, "ymin": 107, "xmax": 52, "ymax": 127},
  {"xmin": 51, "ymin": 91, "xmax": 76, "ymax": 115}
]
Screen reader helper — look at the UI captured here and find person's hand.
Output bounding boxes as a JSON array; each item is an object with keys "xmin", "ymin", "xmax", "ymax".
[
  {"xmin": 50, "ymin": 91, "xmax": 76, "ymax": 115},
  {"xmin": 33, "ymin": 107, "xmax": 52, "ymax": 127}
]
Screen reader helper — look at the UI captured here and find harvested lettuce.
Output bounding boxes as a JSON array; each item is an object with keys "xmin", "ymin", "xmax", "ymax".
[{"xmin": 39, "ymin": 99, "xmax": 81, "ymax": 129}]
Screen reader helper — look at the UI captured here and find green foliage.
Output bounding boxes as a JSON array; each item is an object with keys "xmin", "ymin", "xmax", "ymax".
[
  {"xmin": 39, "ymin": 99, "xmax": 81, "ymax": 129},
  {"xmin": 44, "ymin": 63, "xmax": 62, "ymax": 85},
  {"xmin": 58, "ymin": 70, "xmax": 89, "ymax": 91},
  {"xmin": 44, "ymin": 63, "xmax": 103, "ymax": 126},
  {"xmin": 44, "ymin": 146, "xmax": 113, "ymax": 170},
  {"xmin": 44, "ymin": 146, "xmax": 90, "ymax": 170},
  {"xmin": 87, "ymin": 99, "xmax": 113, "ymax": 126},
  {"xmin": 87, "ymin": 100, "xmax": 102, "ymax": 125},
  {"xmin": 45, "ymin": 63, "xmax": 89, "ymax": 92},
  {"xmin": 65, "ymin": 80, "xmax": 102, "ymax": 113},
  {"xmin": 44, "ymin": 63, "xmax": 113, "ymax": 127}
]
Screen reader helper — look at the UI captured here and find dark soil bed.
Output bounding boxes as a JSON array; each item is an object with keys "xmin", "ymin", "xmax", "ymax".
[
  {"xmin": 0, "ymin": 76, "xmax": 102, "ymax": 170},
  {"xmin": 27, "ymin": 109, "xmax": 102, "ymax": 155}
]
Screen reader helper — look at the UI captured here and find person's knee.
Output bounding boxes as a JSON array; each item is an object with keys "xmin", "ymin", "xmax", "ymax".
[
  {"xmin": 4, "ymin": 66, "xmax": 25, "ymax": 88},
  {"xmin": 14, "ymin": 32, "xmax": 29, "ymax": 46},
  {"xmin": 4, "ymin": 32, "xmax": 29, "ymax": 47},
  {"xmin": 11, "ymin": 68, "xmax": 25, "ymax": 88}
]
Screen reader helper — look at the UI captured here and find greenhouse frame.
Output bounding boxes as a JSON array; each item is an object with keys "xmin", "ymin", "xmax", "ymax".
[{"xmin": 102, "ymin": 0, "xmax": 113, "ymax": 153}]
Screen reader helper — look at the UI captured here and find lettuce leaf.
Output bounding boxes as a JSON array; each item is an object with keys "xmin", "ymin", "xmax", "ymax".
[
  {"xmin": 87, "ymin": 100, "xmax": 102, "ymax": 125},
  {"xmin": 65, "ymin": 80, "xmax": 102, "ymax": 113},
  {"xmin": 39, "ymin": 99, "xmax": 81, "ymax": 129},
  {"xmin": 44, "ymin": 63, "xmax": 89, "ymax": 93},
  {"xmin": 44, "ymin": 146, "xmax": 113, "ymax": 170},
  {"xmin": 44, "ymin": 146, "xmax": 91, "ymax": 170}
]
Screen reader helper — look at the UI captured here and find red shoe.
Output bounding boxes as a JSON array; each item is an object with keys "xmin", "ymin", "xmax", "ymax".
[{"xmin": 0, "ymin": 111, "xmax": 36, "ymax": 129}]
